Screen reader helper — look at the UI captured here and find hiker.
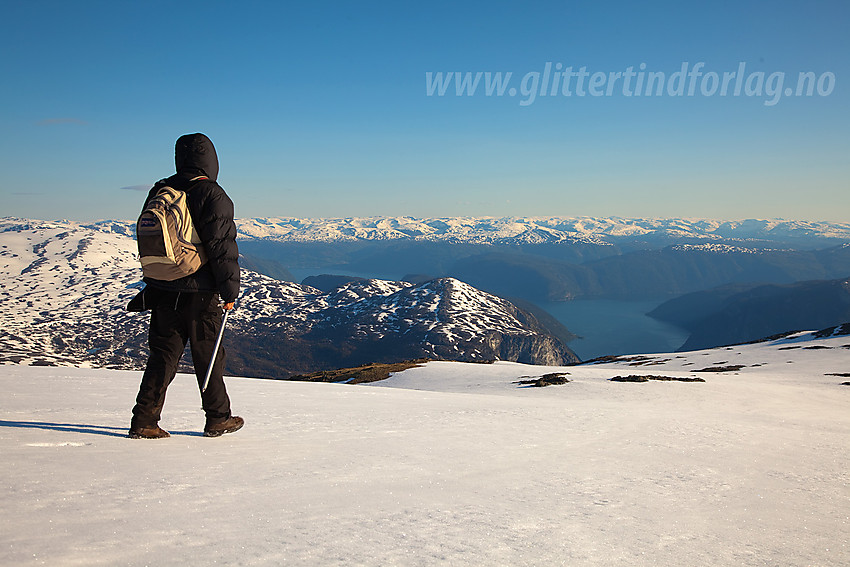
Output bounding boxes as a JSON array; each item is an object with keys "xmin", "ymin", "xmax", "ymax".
[{"xmin": 128, "ymin": 133, "xmax": 243, "ymax": 439}]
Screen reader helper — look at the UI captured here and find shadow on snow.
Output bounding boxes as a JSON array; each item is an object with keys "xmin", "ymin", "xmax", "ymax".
[{"xmin": 0, "ymin": 420, "xmax": 203, "ymax": 438}]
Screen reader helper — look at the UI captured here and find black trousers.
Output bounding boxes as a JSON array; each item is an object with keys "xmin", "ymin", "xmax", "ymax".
[{"xmin": 132, "ymin": 290, "xmax": 231, "ymax": 428}]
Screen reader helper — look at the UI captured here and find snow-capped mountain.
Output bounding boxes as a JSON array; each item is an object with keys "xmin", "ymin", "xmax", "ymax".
[
  {"xmin": 234, "ymin": 216, "xmax": 850, "ymax": 245},
  {"xmin": 230, "ymin": 276, "xmax": 576, "ymax": 370},
  {"xmin": 0, "ymin": 218, "xmax": 575, "ymax": 376}
]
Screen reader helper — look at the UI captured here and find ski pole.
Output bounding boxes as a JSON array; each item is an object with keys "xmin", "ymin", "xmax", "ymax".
[{"xmin": 202, "ymin": 308, "xmax": 230, "ymax": 393}]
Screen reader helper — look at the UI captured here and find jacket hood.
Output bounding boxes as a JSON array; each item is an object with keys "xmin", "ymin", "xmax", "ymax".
[{"xmin": 175, "ymin": 133, "xmax": 219, "ymax": 181}]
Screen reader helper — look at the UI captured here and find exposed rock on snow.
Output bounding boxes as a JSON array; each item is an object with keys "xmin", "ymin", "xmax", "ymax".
[
  {"xmin": 693, "ymin": 365, "xmax": 747, "ymax": 373},
  {"xmin": 610, "ymin": 375, "xmax": 705, "ymax": 382},
  {"xmin": 288, "ymin": 359, "xmax": 428, "ymax": 384},
  {"xmin": 513, "ymin": 372, "xmax": 571, "ymax": 387}
]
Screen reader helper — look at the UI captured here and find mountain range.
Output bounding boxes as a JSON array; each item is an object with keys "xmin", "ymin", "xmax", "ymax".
[
  {"xmin": 4, "ymin": 215, "xmax": 849, "ymax": 365},
  {"xmin": 235, "ymin": 216, "xmax": 850, "ymax": 246},
  {"xmin": 0, "ymin": 218, "xmax": 576, "ymax": 377},
  {"xmin": 227, "ymin": 217, "xmax": 850, "ymax": 304}
]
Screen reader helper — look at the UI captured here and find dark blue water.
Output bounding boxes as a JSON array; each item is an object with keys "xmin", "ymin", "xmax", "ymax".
[{"xmin": 542, "ymin": 299, "xmax": 689, "ymax": 360}]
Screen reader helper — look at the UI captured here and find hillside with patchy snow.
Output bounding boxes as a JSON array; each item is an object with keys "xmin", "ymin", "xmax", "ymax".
[{"xmin": 0, "ymin": 218, "xmax": 576, "ymax": 375}]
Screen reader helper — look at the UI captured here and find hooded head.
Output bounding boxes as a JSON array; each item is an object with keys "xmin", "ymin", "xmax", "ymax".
[{"xmin": 175, "ymin": 133, "xmax": 219, "ymax": 181}]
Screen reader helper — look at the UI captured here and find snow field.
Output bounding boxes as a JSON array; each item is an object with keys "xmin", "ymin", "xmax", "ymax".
[{"xmin": 2, "ymin": 354, "xmax": 848, "ymax": 566}]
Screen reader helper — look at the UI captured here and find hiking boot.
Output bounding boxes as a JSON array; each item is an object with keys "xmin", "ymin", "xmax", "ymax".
[
  {"xmin": 204, "ymin": 415, "xmax": 244, "ymax": 438},
  {"xmin": 128, "ymin": 425, "xmax": 171, "ymax": 439}
]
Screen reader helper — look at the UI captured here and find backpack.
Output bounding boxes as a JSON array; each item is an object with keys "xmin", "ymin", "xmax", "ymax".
[{"xmin": 136, "ymin": 178, "xmax": 208, "ymax": 281}]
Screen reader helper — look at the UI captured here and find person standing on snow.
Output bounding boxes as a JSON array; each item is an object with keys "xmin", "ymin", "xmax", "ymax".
[{"xmin": 128, "ymin": 133, "xmax": 243, "ymax": 439}]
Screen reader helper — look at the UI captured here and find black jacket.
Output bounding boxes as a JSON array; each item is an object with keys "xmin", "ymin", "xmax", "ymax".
[{"xmin": 142, "ymin": 133, "xmax": 240, "ymax": 302}]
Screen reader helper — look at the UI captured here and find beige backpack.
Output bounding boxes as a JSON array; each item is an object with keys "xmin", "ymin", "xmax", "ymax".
[{"xmin": 136, "ymin": 179, "xmax": 208, "ymax": 280}]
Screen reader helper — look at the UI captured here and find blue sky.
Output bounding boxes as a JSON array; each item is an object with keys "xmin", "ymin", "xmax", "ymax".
[{"xmin": 1, "ymin": 0, "xmax": 847, "ymax": 222}]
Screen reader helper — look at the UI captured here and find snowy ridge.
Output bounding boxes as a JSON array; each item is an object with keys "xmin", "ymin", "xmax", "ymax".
[
  {"xmin": 234, "ymin": 216, "xmax": 850, "ymax": 244},
  {"xmin": 0, "ymin": 217, "xmax": 136, "ymax": 239},
  {"xmin": 227, "ymin": 274, "xmax": 553, "ymax": 352},
  {"xmin": 0, "ymin": 220, "xmax": 139, "ymax": 321},
  {"xmin": 301, "ymin": 278, "xmax": 552, "ymax": 356}
]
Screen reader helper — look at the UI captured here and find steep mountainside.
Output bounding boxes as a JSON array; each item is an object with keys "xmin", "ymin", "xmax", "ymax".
[
  {"xmin": 649, "ymin": 277, "xmax": 850, "ymax": 350},
  {"xmin": 0, "ymin": 219, "xmax": 576, "ymax": 377},
  {"xmin": 225, "ymin": 275, "xmax": 577, "ymax": 377}
]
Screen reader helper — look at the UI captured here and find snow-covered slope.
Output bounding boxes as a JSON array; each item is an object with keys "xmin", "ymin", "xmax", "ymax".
[
  {"xmin": 372, "ymin": 325, "xmax": 850, "ymax": 394},
  {"xmin": 0, "ymin": 218, "xmax": 147, "ymax": 368},
  {"xmin": 2, "ymin": 331, "xmax": 848, "ymax": 566}
]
